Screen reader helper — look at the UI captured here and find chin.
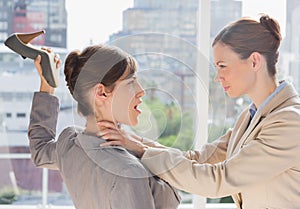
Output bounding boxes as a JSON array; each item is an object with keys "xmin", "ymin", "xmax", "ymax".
[
  {"xmin": 130, "ymin": 117, "xmax": 139, "ymax": 126},
  {"xmin": 227, "ymin": 92, "xmax": 240, "ymax": 98},
  {"xmin": 129, "ymin": 120, "xmax": 138, "ymax": 126},
  {"xmin": 121, "ymin": 118, "xmax": 138, "ymax": 126}
]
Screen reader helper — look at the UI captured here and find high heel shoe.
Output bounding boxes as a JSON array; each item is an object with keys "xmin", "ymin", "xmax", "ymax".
[{"xmin": 4, "ymin": 30, "xmax": 59, "ymax": 88}]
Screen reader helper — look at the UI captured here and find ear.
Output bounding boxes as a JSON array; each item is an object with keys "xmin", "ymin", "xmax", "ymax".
[
  {"xmin": 250, "ymin": 52, "xmax": 262, "ymax": 71},
  {"xmin": 94, "ymin": 83, "xmax": 110, "ymax": 100}
]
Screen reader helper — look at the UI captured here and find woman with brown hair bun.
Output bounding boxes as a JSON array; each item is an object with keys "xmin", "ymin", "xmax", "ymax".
[{"xmin": 27, "ymin": 45, "xmax": 180, "ymax": 209}]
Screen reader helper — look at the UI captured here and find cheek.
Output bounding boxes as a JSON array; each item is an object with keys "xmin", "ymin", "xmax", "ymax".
[
  {"xmin": 228, "ymin": 65, "xmax": 250, "ymax": 81},
  {"xmin": 231, "ymin": 67, "xmax": 255, "ymax": 92},
  {"xmin": 111, "ymin": 93, "xmax": 137, "ymax": 125},
  {"xmin": 128, "ymin": 84, "xmax": 135, "ymax": 93},
  {"xmin": 111, "ymin": 91, "xmax": 134, "ymax": 112}
]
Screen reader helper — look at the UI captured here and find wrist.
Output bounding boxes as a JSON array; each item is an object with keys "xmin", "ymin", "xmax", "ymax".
[
  {"xmin": 40, "ymin": 83, "xmax": 54, "ymax": 94},
  {"xmin": 137, "ymin": 144, "xmax": 148, "ymax": 158}
]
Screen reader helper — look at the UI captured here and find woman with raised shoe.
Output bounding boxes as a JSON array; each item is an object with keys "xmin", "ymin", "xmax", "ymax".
[{"xmin": 27, "ymin": 45, "xmax": 180, "ymax": 209}]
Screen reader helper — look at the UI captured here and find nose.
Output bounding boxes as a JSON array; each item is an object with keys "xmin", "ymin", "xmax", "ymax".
[
  {"xmin": 214, "ymin": 71, "xmax": 223, "ymax": 83},
  {"xmin": 136, "ymin": 83, "xmax": 145, "ymax": 98}
]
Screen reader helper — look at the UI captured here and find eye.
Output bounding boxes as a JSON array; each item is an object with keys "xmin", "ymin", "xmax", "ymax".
[
  {"xmin": 127, "ymin": 80, "xmax": 135, "ymax": 85},
  {"xmin": 216, "ymin": 63, "xmax": 226, "ymax": 70}
]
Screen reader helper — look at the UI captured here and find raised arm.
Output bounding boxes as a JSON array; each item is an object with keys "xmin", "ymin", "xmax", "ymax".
[
  {"xmin": 27, "ymin": 51, "xmax": 61, "ymax": 169},
  {"xmin": 28, "ymin": 92, "xmax": 59, "ymax": 169}
]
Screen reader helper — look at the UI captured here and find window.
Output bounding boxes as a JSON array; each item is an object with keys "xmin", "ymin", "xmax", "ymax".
[
  {"xmin": 0, "ymin": 1, "xmax": 295, "ymax": 209},
  {"xmin": 16, "ymin": 113, "xmax": 26, "ymax": 118}
]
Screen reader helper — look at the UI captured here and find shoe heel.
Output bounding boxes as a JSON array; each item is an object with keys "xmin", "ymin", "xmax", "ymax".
[
  {"xmin": 16, "ymin": 30, "xmax": 45, "ymax": 44},
  {"xmin": 4, "ymin": 30, "xmax": 59, "ymax": 88}
]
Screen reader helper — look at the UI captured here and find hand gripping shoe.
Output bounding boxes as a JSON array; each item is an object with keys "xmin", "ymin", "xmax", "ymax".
[{"xmin": 4, "ymin": 30, "xmax": 59, "ymax": 87}]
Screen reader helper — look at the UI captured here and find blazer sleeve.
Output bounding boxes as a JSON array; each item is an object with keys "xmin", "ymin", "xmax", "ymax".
[
  {"xmin": 141, "ymin": 109, "xmax": 300, "ymax": 198},
  {"xmin": 184, "ymin": 129, "xmax": 231, "ymax": 164},
  {"xmin": 27, "ymin": 92, "xmax": 59, "ymax": 170}
]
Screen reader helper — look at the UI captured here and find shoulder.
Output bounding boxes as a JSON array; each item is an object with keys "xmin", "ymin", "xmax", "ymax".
[
  {"xmin": 103, "ymin": 147, "xmax": 151, "ymax": 178},
  {"xmin": 59, "ymin": 126, "xmax": 83, "ymax": 138},
  {"xmin": 59, "ymin": 126, "xmax": 78, "ymax": 140},
  {"xmin": 120, "ymin": 160, "xmax": 150, "ymax": 178},
  {"xmin": 273, "ymin": 81, "xmax": 300, "ymax": 114},
  {"xmin": 258, "ymin": 99, "xmax": 300, "ymax": 148},
  {"xmin": 56, "ymin": 126, "xmax": 82, "ymax": 150},
  {"xmin": 260, "ymin": 81, "xmax": 300, "ymax": 126},
  {"xmin": 266, "ymin": 94, "xmax": 300, "ymax": 124}
]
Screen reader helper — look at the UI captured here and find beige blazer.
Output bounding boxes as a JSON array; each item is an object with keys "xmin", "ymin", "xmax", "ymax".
[{"xmin": 141, "ymin": 82, "xmax": 300, "ymax": 209}]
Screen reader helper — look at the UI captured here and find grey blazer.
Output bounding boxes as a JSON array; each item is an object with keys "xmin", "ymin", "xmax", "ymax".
[
  {"xmin": 28, "ymin": 92, "xmax": 180, "ymax": 209},
  {"xmin": 141, "ymin": 82, "xmax": 300, "ymax": 209}
]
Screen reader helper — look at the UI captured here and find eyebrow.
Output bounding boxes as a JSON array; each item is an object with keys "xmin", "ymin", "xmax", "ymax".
[
  {"xmin": 216, "ymin": 61, "xmax": 224, "ymax": 65},
  {"xmin": 121, "ymin": 73, "xmax": 136, "ymax": 80}
]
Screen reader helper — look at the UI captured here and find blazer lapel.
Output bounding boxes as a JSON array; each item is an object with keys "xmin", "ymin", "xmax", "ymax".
[
  {"xmin": 239, "ymin": 111, "xmax": 265, "ymax": 145},
  {"xmin": 232, "ymin": 82, "xmax": 298, "ymax": 152},
  {"xmin": 228, "ymin": 110, "xmax": 251, "ymax": 156}
]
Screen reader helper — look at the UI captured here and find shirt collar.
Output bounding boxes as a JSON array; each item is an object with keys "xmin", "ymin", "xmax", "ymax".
[{"xmin": 248, "ymin": 80, "xmax": 287, "ymax": 119}]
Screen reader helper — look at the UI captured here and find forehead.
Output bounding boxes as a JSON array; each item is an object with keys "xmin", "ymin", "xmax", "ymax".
[
  {"xmin": 213, "ymin": 42, "xmax": 240, "ymax": 63},
  {"xmin": 119, "ymin": 67, "xmax": 136, "ymax": 81},
  {"xmin": 119, "ymin": 57, "xmax": 137, "ymax": 80}
]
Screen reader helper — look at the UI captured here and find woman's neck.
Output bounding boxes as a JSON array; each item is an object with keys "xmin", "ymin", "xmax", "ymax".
[
  {"xmin": 84, "ymin": 115, "xmax": 117, "ymax": 134},
  {"xmin": 84, "ymin": 116, "xmax": 99, "ymax": 135},
  {"xmin": 249, "ymin": 77, "xmax": 278, "ymax": 109}
]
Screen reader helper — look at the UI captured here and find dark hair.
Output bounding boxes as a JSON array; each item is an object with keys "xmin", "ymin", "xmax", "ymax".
[
  {"xmin": 212, "ymin": 14, "xmax": 282, "ymax": 77},
  {"xmin": 64, "ymin": 44, "xmax": 137, "ymax": 116}
]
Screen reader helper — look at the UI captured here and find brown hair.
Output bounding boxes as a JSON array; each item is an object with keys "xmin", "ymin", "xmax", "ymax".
[
  {"xmin": 64, "ymin": 44, "xmax": 137, "ymax": 116},
  {"xmin": 212, "ymin": 14, "xmax": 282, "ymax": 77}
]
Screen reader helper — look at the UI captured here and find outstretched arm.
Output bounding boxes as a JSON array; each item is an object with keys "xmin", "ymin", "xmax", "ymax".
[{"xmin": 97, "ymin": 121, "xmax": 150, "ymax": 158}]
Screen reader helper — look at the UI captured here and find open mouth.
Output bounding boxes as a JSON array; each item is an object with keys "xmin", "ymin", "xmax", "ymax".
[{"xmin": 134, "ymin": 104, "xmax": 142, "ymax": 114}]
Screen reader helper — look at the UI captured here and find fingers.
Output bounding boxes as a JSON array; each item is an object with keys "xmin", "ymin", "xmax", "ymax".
[
  {"xmin": 97, "ymin": 127, "xmax": 127, "ymax": 146},
  {"xmin": 35, "ymin": 47, "xmax": 60, "ymax": 93},
  {"xmin": 100, "ymin": 141, "xmax": 121, "ymax": 147},
  {"xmin": 54, "ymin": 53, "xmax": 60, "ymax": 60},
  {"xmin": 41, "ymin": 46, "xmax": 52, "ymax": 53},
  {"xmin": 99, "ymin": 132, "xmax": 125, "ymax": 147},
  {"xmin": 97, "ymin": 121, "xmax": 120, "ymax": 130},
  {"xmin": 54, "ymin": 54, "xmax": 61, "ymax": 69},
  {"xmin": 97, "ymin": 124, "xmax": 147, "ymax": 157},
  {"xmin": 100, "ymin": 132, "xmax": 123, "ymax": 141},
  {"xmin": 97, "ymin": 128, "xmax": 125, "ymax": 144},
  {"xmin": 40, "ymin": 47, "xmax": 61, "ymax": 68},
  {"xmin": 35, "ymin": 47, "xmax": 62, "ymax": 73},
  {"xmin": 34, "ymin": 55, "xmax": 43, "ymax": 76},
  {"xmin": 34, "ymin": 54, "xmax": 42, "ymax": 63}
]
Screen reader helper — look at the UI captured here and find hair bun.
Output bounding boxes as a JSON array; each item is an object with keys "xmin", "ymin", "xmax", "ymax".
[
  {"xmin": 64, "ymin": 50, "xmax": 81, "ymax": 96},
  {"xmin": 259, "ymin": 14, "xmax": 282, "ymax": 41}
]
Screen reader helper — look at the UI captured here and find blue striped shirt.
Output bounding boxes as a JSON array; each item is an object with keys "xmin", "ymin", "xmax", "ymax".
[{"xmin": 249, "ymin": 81, "xmax": 287, "ymax": 120}]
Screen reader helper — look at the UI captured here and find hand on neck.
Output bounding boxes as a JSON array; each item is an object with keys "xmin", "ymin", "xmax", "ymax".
[{"xmin": 84, "ymin": 115, "xmax": 118, "ymax": 134}]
